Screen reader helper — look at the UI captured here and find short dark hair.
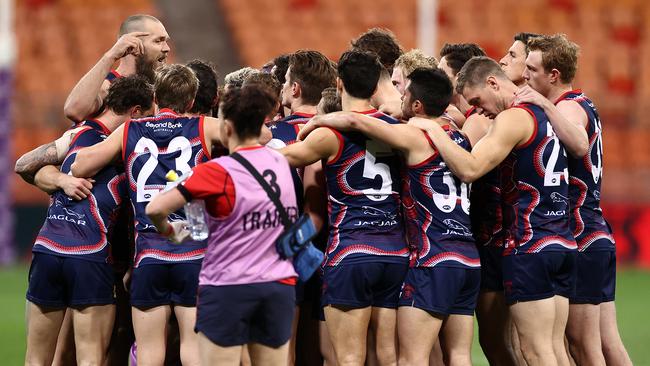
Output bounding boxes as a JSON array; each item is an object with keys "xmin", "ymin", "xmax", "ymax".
[
  {"xmin": 439, "ymin": 43, "xmax": 486, "ymax": 76},
  {"xmin": 243, "ymin": 72, "xmax": 282, "ymax": 103},
  {"xmin": 118, "ymin": 14, "xmax": 160, "ymax": 36},
  {"xmin": 514, "ymin": 32, "xmax": 543, "ymax": 53},
  {"xmin": 455, "ymin": 56, "xmax": 508, "ymax": 95},
  {"xmin": 351, "ymin": 28, "xmax": 403, "ymax": 74},
  {"xmin": 288, "ymin": 50, "xmax": 337, "ymax": 105},
  {"xmin": 319, "ymin": 87, "xmax": 341, "ymax": 114},
  {"xmin": 272, "ymin": 54, "xmax": 290, "ymax": 84},
  {"xmin": 105, "ymin": 75, "xmax": 154, "ymax": 115},
  {"xmin": 155, "ymin": 64, "xmax": 198, "ymax": 113},
  {"xmin": 337, "ymin": 50, "xmax": 381, "ymax": 99},
  {"xmin": 220, "ymin": 85, "xmax": 276, "ymax": 139},
  {"xmin": 407, "ymin": 68, "xmax": 453, "ymax": 117},
  {"xmin": 186, "ymin": 59, "xmax": 218, "ymax": 115}
]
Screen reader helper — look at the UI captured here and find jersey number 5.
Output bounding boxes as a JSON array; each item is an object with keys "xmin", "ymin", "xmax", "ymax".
[{"xmin": 362, "ymin": 140, "xmax": 394, "ymax": 202}]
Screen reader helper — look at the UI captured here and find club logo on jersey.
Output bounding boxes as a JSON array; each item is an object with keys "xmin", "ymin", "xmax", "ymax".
[
  {"xmin": 400, "ymin": 283, "xmax": 415, "ymax": 300},
  {"xmin": 442, "ymin": 219, "xmax": 472, "ymax": 237},
  {"xmin": 593, "ymin": 190, "xmax": 601, "ymax": 200},
  {"xmin": 550, "ymin": 192, "xmax": 569, "ymax": 205}
]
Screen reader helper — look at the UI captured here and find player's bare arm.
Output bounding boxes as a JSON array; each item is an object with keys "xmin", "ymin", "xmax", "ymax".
[
  {"xmin": 409, "ymin": 108, "xmax": 534, "ymax": 183},
  {"xmin": 145, "ymin": 188, "xmax": 190, "ymax": 244},
  {"xmin": 71, "ymin": 125, "xmax": 124, "ymax": 178},
  {"xmin": 14, "ymin": 127, "xmax": 85, "ymax": 184},
  {"xmin": 302, "ymin": 161, "xmax": 327, "ymax": 232},
  {"xmin": 280, "ymin": 127, "xmax": 340, "ymax": 168},
  {"xmin": 33, "ymin": 165, "xmax": 94, "ymax": 200},
  {"xmin": 461, "ymin": 113, "xmax": 492, "ymax": 147},
  {"xmin": 515, "ymin": 86, "xmax": 588, "ymax": 158},
  {"xmin": 63, "ymin": 32, "xmax": 148, "ymax": 122},
  {"xmin": 301, "ymin": 112, "xmax": 433, "ymax": 165}
]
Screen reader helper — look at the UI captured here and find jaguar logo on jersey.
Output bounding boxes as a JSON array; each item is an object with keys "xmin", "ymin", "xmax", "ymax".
[
  {"xmin": 550, "ymin": 192, "xmax": 569, "ymax": 205},
  {"xmin": 442, "ymin": 219, "xmax": 472, "ymax": 236},
  {"xmin": 50, "ymin": 198, "xmax": 87, "ymax": 225},
  {"xmin": 362, "ymin": 206, "xmax": 397, "ymax": 220}
]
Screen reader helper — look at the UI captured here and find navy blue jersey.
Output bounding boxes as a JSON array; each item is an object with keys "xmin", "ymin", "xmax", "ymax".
[
  {"xmin": 105, "ymin": 69, "xmax": 121, "ymax": 83},
  {"xmin": 123, "ymin": 109, "xmax": 209, "ymax": 267},
  {"xmin": 500, "ymin": 104, "xmax": 577, "ymax": 255},
  {"xmin": 465, "ymin": 107, "xmax": 504, "ymax": 248},
  {"xmin": 555, "ymin": 90, "xmax": 614, "ymax": 252},
  {"xmin": 34, "ymin": 119, "xmax": 128, "ymax": 263},
  {"xmin": 407, "ymin": 127, "xmax": 479, "ymax": 268},
  {"xmin": 324, "ymin": 110, "xmax": 408, "ymax": 266},
  {"xmin": 266, "ymin": 113, "xmax": 314, "ymax": 211}
]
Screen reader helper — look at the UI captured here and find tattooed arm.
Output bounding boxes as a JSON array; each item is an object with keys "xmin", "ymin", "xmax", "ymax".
[{"xmin": 14, "ymin": 127, "xmax": 84, "ymax": 185}]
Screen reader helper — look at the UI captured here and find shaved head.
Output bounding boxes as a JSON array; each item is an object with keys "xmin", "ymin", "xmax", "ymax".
[{"xmin": 119, "ymin": 14, "xmax": 162, "ymax": 36}]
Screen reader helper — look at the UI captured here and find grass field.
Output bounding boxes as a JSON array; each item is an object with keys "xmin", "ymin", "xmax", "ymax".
[{"xmin": 1, "ymin": 265, "xmax": 649, "ymax": 365}]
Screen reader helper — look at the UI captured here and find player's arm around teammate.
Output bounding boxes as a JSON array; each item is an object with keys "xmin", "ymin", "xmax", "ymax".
[{"xmin": 15, "ymin": 127, "xmax": 95, "ymax": 199}]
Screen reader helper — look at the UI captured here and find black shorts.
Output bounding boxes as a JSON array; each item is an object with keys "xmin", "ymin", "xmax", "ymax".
[
  {"xmin": 571, "ymin": 249, "xmax": 616, "ymax": 304},
  {"xmin": 321, "ymin": 261, "xmax": 408, "ymax": 309},
  {"xmin": 195, "ymin": 282, "xmax": 295, "ymax": 347},
  {"xmin": 502, "ymin": 251, "xmax": 576, "ymax": 304},
  {"xmin": 130, "ymin": 263, "xmax": 201, "ymax": 308},
  {"xmin": 399, "ymin": 267, "xmax": 481, "ymax": 316},
  {"xmin": 479, "ymin": 246, "xmax": 504, "ymax": 291},
  {"xmin": 27, "ymin": 252, "xmax": 115, "ymax": 308}
]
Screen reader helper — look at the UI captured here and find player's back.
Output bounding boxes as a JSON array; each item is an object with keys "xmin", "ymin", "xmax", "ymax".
[
  {"xmin": 407, "ymin": 126, "xmax": 479, "ymax": 268},
  {"xmin": 555, "ymin": 90, "xmax": 613, "ymax": 252},
  {"xmin": 500, "ymin": 103, "xmax": 577, "ymax": 255},
  {"xmin": 324, "ymin": 109, "xmax": 408, "ymax": 266},
  {"xmin": 35, "ymin": 119, "xmax": 127, "ymax": 263},
  {"xmin": 124, "ymin": 108, "xmax": 210, "ymax": 267}
]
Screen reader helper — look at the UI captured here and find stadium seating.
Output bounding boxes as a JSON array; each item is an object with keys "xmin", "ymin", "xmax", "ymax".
[
  {"xmin": 12, "ymin": 0, "xmax": 650, "ymax": 203},
  {"xmin": 12, "ymin": 0, "xmax": 158, "ymax": 204},
  {"xmin": 216, "ymin": 0, "xmax": 650, "ymax": 202}
]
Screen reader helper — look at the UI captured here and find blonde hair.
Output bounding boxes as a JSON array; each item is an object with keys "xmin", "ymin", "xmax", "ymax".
[
  {"xmin": 527, "ymin": 34, "xmax": 580, "ymax": 84},
  {"xmin": 395, "ymin": 49, "xmax": 438, "ymax": 76}
]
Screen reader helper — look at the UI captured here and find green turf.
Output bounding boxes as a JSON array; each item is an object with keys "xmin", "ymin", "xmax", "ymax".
[{"xmin": 1, "ymin": 265, "xmax": 648, "ymax": 365}]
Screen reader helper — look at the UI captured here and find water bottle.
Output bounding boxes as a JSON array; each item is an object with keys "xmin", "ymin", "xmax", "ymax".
[
  {"xmin": 165, "ymin": 170, "xmax": 209, "ymax": 241},
  {"xmin": 184, "ymin": 200, "xmax": 209, "ymax": 241}
]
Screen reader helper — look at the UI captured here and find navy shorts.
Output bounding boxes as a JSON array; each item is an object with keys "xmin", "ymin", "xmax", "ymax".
[
  {"xmin": 130, "ymin": 262, "xmax": 201, "ymax": 308},
  {"xmin": 321, "ymin": 261, "xmax": 408, "ymax": 309},
  {"xmin": 195, "ymin": 282, "xmax": 295, "ymax": 347},
  {"xmin": 571, "ymin": 249, "xmax": 616, "ymax": 304},
  {"xmin": 399, "ymin": 266, "xmax": 481, "ymax": 316},
  {"xmin": 503, "ymin": 251, "xmax": 576, "ymax": 304},
  {"xmin": 27, "ymin": 252, "xmax": 115, "ymax": 308},
  {"xmin": 479, "ymin": 245, "xmax": 504, "ymax": 291}
]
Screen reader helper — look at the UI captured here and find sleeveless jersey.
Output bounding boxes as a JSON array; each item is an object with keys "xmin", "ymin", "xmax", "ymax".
[
  {"xmin": 33, "ymin": 119, "xmax": 128, "ymax": 263},
  {"xmin": 123, "ymin": 109, "xmax": 210, "ymax": 267},
  {"xmin": 500, "ymin": 103, "xmax": 577, "ymax": 255},
  {"xmin": 465, "ymin": 107, "xmax": 504, "ymax": 248},
  {"xmin": 324, "ymin": 109, "xmax": 408, "ymax": 266},
  {"xmin": 407, "ymin": 127, "xmax": 479, "ymax": 268},
  {"xmin": 555, "ymin": 90, "xmax": 614, "ymax": 252},
  {"xmin": 266, "ymin": 113, "xmax": 314, "ymax": 211}
]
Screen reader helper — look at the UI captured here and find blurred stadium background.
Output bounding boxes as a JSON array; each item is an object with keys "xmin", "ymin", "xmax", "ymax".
[{"xmin": 0, "ymin": 0, "xmax": 648, "ymax": 364}]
